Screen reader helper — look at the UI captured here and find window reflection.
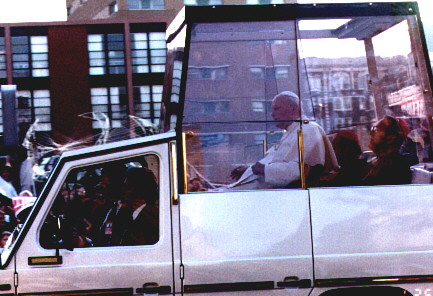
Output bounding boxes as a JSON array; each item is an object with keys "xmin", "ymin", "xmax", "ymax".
[{"xmin": 180, "ymin": 15, "xmax": 433, "ymax": 191}]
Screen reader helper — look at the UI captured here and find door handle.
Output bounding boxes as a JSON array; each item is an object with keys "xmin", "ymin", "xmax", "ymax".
[
  {"xmin": 277, "ymin": 276, "xmax": 312, "ymax": 288},
  {"xmin": 136, "ymin": 282, "xmax": 171, "ymax": 294}
]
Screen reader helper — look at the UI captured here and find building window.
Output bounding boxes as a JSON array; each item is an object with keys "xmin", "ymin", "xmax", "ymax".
[
  {"xmin": 0, "ymin": 36, "xmax": 6, "ymax": 79},
  {"xmin": 17, "ymin": 90, "xmax": 52, "ymax": 131},
  {"xmin": 190, "ymin": 100, "xmax": 230, "ymax": 114},
  {"xmin": 131, "ymin": 32, "xmax": 166, "ymax": 73},
  {"xmin": 249, "ymin": 65, "xmax": 289, "ymax": 79},
  {"xmin": 91, "ymin": 87, "xmax": 127, "ymax": 128},
  {"xmin": 331, "ymin": 72, "xmax": 351, "ymax": 90},
  {"xmin": 128, "ymin": 0, "xmax": 164, "ymax": 10},
  {"xmin": 188, "ymin": 66, "xmax": 228, "ymax": 80},
  {"xmin": 12, "ymin": 35, "xmax": 49, "ymax": 78},
  {"xmin": 308, "ymin": 75, "xmax": 322, "ymax": 92},
  {"xmin": 133, "ymin": 85, "xmax": 162, "ymax": 125},
  {"xmin": 184, "ymin": 0, "xmax": 221, "ymax": 5},
  {"xmin": 109, "ymin": 1, "xmax": 118, "ymax": 15},
  {"xmin": 88, "ymin": 33, "xmax": 125, "ymax": 75}
]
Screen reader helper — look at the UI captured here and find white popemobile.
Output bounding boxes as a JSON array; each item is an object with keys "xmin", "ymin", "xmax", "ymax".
[{"xmin": 1, "ymin": 2, "xmax": 433, "ymax": 296}]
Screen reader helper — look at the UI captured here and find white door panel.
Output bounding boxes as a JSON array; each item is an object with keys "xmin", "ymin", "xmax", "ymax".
[
  {"xmin": 310, "ymin": 185, "xmax": 433, "ymax": 280},
  {"xmin": 179, "ymin": 189, "xmax": 313, "ymax": 295},
  {"xmin": 14, "ymin": 142, "xmax": 174, "ymax": 294}
]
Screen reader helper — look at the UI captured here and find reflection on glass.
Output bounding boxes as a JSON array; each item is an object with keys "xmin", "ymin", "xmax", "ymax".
[{"xmin": 179, "ymin": 14, "xmax": 433, "ymax": 191}]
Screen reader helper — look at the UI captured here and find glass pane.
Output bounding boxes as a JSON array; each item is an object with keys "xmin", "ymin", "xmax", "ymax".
[
  {"xmin": 34, "ymin": 90, "xmax": 50, "ymax": 98},
  {"xmin": 31, "ymin": 44, "xmax": 48, "ymax": 53},
  {"xmin": 11, "ymin": 36, "xmax": 28, "ymax": 45},
  {"xmin": 153, "ymin": 85, "xmax": 163, "ymax": 94},
  {"xmin": 33, "ymin": 69, "xmax": 49, "ymax": 77},
  {"xmin": 132, "ymin": 33, "xmax": 148, "ymax": 41},
  {"xmin": 132, "ymin": 57, "xmax": 148, "ymax": 65},
  {"xmin": 31, "ymin": 36, "xmax": 48, "ymax": 45},
  {"xmin": 13, "ymin": 62, "xmax": 29, "ymax": 69},
  {"xmin": 88, "ymin": 43, "xmax": 104, "ymax": 52},
  {"xmin": 132, "ymin": 41, "xmax": 147, "ymax": 50},
  {"xmin": 109, "ymin": 59, "xmax": 125, "ymax": 66},
  {"xmin": 150, "ymin": 65, "xmax": 165, "ymax": 72},
  {"xmin": 90, "ymin": 59, "xmax": 106, "ymax": 66},
  {"xmin": 132, "ymin": 50, "xmax": 148, "ymax": 57},
  {"xmin": 88, "ymin": 34, "xmax": 103, "ymax": 42},
  {"xmin": 149, "ymin": 32, "xmax": 165, "ymax": 41},
  {"xmin": 149, "ymin": 40, "xmax": 165, "ymax": 49},
  {"xmin": 107, "ymin": 42, "xmax": 124, "ymax": 51},
  {"xmin": 89, "ymin": 52, "xmax": 105, "ymax": 59},
  {"xmin": 108, "ymin": 51, "xmax": 124, "ymax": 58},
  {"xmin": 128, "ymin": 0, "xmax": 140, "ymax": 9},
  {"xmin": 35, "ymin": 107, "xmax": 51, "ymax": 115},
  {"xmin": 93, "ymin": 105, "xmax": 108, "ymax": 113},
  {"xmin": 150, "ymin": 56, "xmax": 165, "ymax": 64},
  {"xmin": 33, "ymin": 53, "xmax": 48, "ymax": 61},
  {"xmin": 134, "ymin": 65, "xmax": 149, "ymax": 73},
  {"xmin": 91, "ymin": 95, "xmax": 109, "ymax": 105},
  {"xmin": 34, "ymin": 98, "xmax": 51, "ymax": 107},
  {"xmin": 39, "ymin": 155, "xmax": 160, "ymax": 248},
  {"xmin": 109, "ymin": 66, "xmax": 125, "ymax": 74},
  {"xmin": 91, "ymin": 88, "xmax": 108, "ymax": 96},
  {"xmin": 107, "ymin": 34, "xmax": 124, "ymax": 42},
  {"xmin": 297, "ymin": 15, "xmax": 432, "ymax": 186},
  {"xmin": 90, "ymin": 67, "xmax": 105, "ymax": 75},
  {"xmin": 13, "ymin": 54, "xmax": 28, "ymax": 62},
  {"xmin": 184, "ymin": 122, "xmax": 302, "ymax": 191},
  {"xmin": 32, "ymin": 61, "xmax": 48, "ymax": 68},
  {"xmin": 12, "ymin": 45, "xmax": 29, "ymax": 54}
]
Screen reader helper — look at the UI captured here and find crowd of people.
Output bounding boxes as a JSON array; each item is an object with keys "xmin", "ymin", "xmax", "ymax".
[
  {"xmin": 0, "ymin": 147, "xmax": 37, "ymax": 249},
  {"xmin": 40, "ymin": 161, "xmax": 160, "ymax": 249}
]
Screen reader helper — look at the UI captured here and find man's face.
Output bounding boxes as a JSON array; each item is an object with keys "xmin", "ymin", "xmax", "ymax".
[
  {"xmin": 271, "ymin": 95, "xmax": 298, "ymax": 129},
  {"xmin": 369, "ymin": 118, "xmax": 388, "ymax": 150}
]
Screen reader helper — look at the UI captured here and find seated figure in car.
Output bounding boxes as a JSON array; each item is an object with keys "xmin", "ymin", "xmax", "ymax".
[{"xmin": 229, "ymin": 91, "xmax": 339, "ymax": 189}]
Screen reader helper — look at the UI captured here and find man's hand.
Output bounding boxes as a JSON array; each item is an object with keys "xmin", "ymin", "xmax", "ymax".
[
  {"xmin": 251, "ymin": 162, "xmax": 265, "ymax": 175},
  {"xmin": 230, "ymin": 166, "xmax": 248, "ymax": 181}
]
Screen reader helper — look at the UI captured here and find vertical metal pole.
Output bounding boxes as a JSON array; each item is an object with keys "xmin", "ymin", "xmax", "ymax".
[
  {"xmin": 1, "ymin": 85, "xmax": 18, "ymax": 147},
  {"xmin": 123, "ymin": 22, "xmax": 136, "ymax": 139}
]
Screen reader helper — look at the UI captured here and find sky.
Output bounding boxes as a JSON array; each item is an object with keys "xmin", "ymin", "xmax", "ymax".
[{"xmin": 0, "ymin": 0, "xmax": 67, "ymax": 23}]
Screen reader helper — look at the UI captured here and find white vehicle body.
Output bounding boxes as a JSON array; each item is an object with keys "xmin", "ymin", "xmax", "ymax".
[{"xmin": 1, "ymin": 2, "xmax": 433, "ymax": 296}]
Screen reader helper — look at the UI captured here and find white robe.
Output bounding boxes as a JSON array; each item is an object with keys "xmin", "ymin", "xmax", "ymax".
[
  {"xmin": 0, "ymin": 176, "xmax": 18, "ymax": 198},
  {"xmin": 228, "ymin": 121, "xmax": 338, "ymax": 189}
]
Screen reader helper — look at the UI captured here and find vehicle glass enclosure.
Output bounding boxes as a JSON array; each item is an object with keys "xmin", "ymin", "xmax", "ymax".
[
  {"xmin": 39, "ymin": 154, "xmax": 160, "ymax": 249},
  {"xmin": 161, "ymin": 3, "xmax": 433, "ymax": 192}
]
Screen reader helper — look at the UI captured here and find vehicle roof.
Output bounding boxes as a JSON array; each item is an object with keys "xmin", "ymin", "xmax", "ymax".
[
  {"xmin": 61, "ymin": 131, "xmax": 176, "ymax": 159},
  {"xmin": 167, "ymin": 2, "xmax": 419, "ymax": 41}
]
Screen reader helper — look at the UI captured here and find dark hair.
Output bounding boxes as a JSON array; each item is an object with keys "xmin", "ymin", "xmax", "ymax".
[
  {"xmin": 383, "ymin": 116, "xmax": 406, "ymax": 148},
  {"xmin": 124, "ymin": 167, "xmax": 158, "ymax": 204}
]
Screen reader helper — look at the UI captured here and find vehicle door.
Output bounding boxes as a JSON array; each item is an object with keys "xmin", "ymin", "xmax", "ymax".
[{"xmin": 8, "ymin": 137, "xmax": 175, "ymax": 295}]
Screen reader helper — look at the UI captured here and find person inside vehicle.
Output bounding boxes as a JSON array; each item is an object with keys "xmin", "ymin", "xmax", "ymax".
[
  {"xmin": 98, "ymin": 167, "xmax": 159, "ymax": 246},
  {"xmin": 363, "ymin": 115, "xmax": 411, "ymax": 185},
  {"xmin": 0, "ymin": 231, "xmax": 10, "ymax": 249},
  {"xmin": 323, "ymin": 130, "xmax": 368, "ymax": 187},
  {"xmin": 229, "ymin": 91, "xmax": 339, "ymax": 189}
]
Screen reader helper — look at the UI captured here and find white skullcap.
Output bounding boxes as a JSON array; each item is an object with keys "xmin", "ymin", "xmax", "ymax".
[{"xmin": 273, "ymin": 91, "xmax": 300, "ymax": 107}]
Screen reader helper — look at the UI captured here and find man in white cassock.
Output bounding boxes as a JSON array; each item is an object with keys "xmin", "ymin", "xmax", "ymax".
[{"xmin": 229, "ymin": 91, "xmax": 339, "ymax": 189}]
